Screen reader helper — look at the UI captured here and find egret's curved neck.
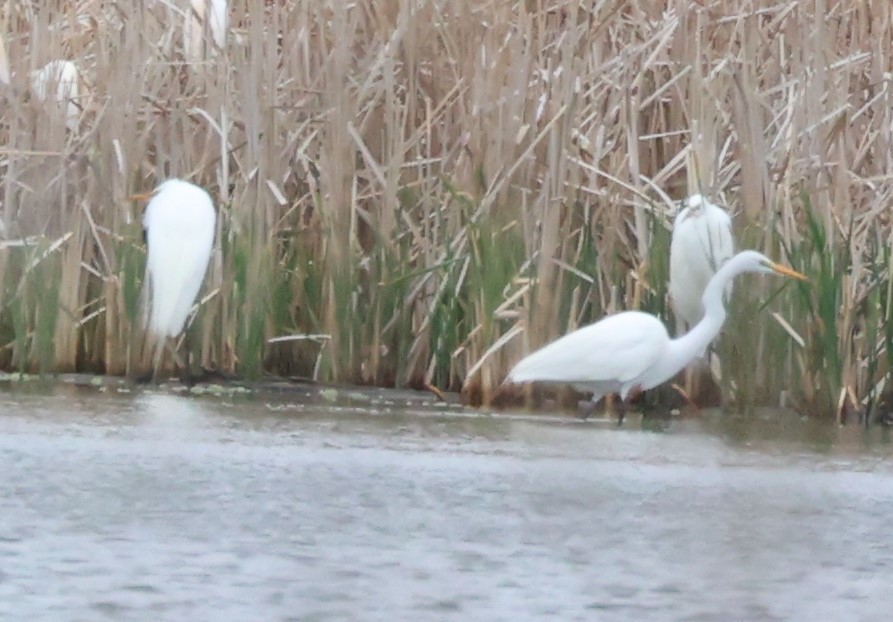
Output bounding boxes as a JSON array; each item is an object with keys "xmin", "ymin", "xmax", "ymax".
[{"xmin": 665, "ymin": 258, "xmax": 741, "ymax": 372}]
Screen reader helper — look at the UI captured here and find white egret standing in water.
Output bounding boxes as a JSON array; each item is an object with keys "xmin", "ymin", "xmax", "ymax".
[
  {"xmin": 506, "ymin": 251, "xmax": 807, "ymax": 420},
  {"xmin": 139, "ymin": 179, "xmax": 216, "ymax": 375}
]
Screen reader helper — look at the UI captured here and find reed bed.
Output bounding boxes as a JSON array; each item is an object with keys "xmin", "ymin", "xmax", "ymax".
[{"xmin": 0, "ymin": 0, "xmax": 892, "ymax": 421}]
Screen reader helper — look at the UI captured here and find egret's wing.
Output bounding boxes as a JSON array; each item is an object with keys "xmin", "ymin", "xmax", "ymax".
[
  {"xmin": 706, "ymin": 206, "xmax": 734, "ymax": 267},
  {"xmin": 0, "ymin": 33, "xmax": 9, "ymax": 86},
  {"xmin": 508, "ymin": 311, "xmax": 668, "ymax": 386}
]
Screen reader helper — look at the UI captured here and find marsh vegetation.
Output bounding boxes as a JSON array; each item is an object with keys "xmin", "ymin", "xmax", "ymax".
[{"xmin": 0, "ymin": 1, "xmax": 891, "ymax": 420}]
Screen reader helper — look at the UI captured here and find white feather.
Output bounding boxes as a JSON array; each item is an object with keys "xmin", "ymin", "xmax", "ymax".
[
  {"xmin": 143, "ymin": 179, "xmax": 216, "ymax": 339},
  {"xmin": 669, "ymin": 194, "xmax": 735, "ymax": 327},
  {"xmin": 208, "ymin": 0, "xmax": 228, "ymax": 49},
  {"xmin": 31, "ymin": 60, "xmax": 82, "ymax": 131},
  {"xmin": 508, "ymin": 311, "xmax": 669, "ymax": 401},
  {"xmin": 184, "ymin": 0, "xmax": 228, "ymax": 60}
]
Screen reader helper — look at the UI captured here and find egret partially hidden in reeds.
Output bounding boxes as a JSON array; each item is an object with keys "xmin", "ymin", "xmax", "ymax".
[
  {"xmin": 668, "ymin": 194, "xmax": 735, "ymax": 403},
  {"xmin": 138, "ymin": 179, "xmax": 216, "ymax": 376},
  {"xmin": 184, "ymin": 0, "xmax": 228, "ymax": 61},
  {"xmin": 31, "ymin": 60, "xmax": 83, "ymax": 131},
  {"xmin": 669, "ymin": 194, "xmax": 735, "ymax": 327},
  {"xmin": 506, "ymin": 251, "xmax": 807, "ymax": 421},
  {"xmin": 0, "ymin": 33, "xmax": 10, "ymax": 86},
  {"xmin": 669, "ymin": 194, "xmax": 735, "ymax": 404}
]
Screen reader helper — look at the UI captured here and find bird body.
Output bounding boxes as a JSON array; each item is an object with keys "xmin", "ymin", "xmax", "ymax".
[
  {"xmin": 508, "ymin": 311, "xmax": 668, "ymax": 403},
  {"xmin": 507, "ymin": 251, "xmax": 806, "ymax": 408},
  {"xmin": 669, "ymin": 194, "xmax": 734, "ymax": 327},
  {"xmin": 184, "ymin": 0, "xmax": 228, "ymax": 60},
  {"xmin": 31, "ymin": 60, "xmax": 82, "ymax": 130},
  {"xmin": 207, "ymin": 0, "xmax": 228, "ymax": 49},
  {"xmin": 143, "ymin": 179, "xmax": 216, "ymax": 339}
]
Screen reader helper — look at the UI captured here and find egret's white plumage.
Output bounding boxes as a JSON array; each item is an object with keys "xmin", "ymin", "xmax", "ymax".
[
  {"xmin": 508, "ymin": 311, "xmax": 669, "ymax": 403},
  {"xmin": 508, "ymin": 251, "xmax": 807, "ymax": 407},
  {"xmin": 143, "ymin": 179, "xmax": 216, "ymax": 339},
  {"xmin": 669, "ymin": 194, "xmax": 735, "ymax": 327},
  {"xmin": 31, "ymin": 60, "xmax": 82, "ymax": 130},
  {"xmin": 207, "ymin": 0, "xmax": 228, "ymax": 49},
  {"xmin": 0, "ymin": 33, "xmax": 10, "ymax": 86},
  {"xmin": 184, "ymin": 0, "xmax": 228, "ymax": 60}
]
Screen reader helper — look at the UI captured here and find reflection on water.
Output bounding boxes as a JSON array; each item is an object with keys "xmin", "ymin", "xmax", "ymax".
[{"xmin": 0, "ymin": 384, "xmax": 891, "ymax": 621}]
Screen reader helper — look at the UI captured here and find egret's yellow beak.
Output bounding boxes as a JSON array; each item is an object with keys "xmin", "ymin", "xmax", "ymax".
[
  {"xmin": 128, "ymin": 191, "xmax": 154, "ymax": 202},
  {"xmin": 771, "ymin": 263, "xmax": 808, "ymax": 282}
]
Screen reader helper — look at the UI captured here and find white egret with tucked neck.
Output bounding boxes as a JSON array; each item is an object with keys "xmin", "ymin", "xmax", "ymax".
[
  {"xmin": 136, "ymin": 179, "xmax": 216, "ymax": 378},
  {"xmin": 506, "ymin": 250, "xmax": 807, "ymax": 418}
]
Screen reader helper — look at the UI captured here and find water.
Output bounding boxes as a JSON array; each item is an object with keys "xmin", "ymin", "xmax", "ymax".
[{"xmin": 0, "ymin": 383, "xmax": 891, "ymax": 621}]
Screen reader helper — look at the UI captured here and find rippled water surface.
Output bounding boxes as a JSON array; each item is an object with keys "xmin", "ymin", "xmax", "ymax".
[{"xmin": 1, "ymin": 383, "xmax": 892, "ymax": 621}]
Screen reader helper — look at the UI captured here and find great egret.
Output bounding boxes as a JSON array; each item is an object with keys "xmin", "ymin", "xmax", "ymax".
[
  {"xmin": 669, "ymin": 194, "xmax": 735, "ymax": 327},
  {"xmin": 506, "ymin": 251, "xmax": 806, "ymax": 418},
  {"xmin": 141, "ymin": 179, "xmax": 216, "ymax": 347},
  {"xmin": 184, "ymin": 0, "xmax": 228, "ymax": 60},
  {"xmin": 31, "ymin": 60, "xmax": 83, "ymax": 131}
]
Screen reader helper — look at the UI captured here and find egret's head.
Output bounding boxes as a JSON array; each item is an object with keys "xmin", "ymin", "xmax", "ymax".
[
  {"xmin": 686, "ymin": 194, "xmax": 706, "ymax": 209},
  {"xmin": 672, "ymin": 194, "xmax": 709, "ymax": 222},
  {"xmin": 738, "ymin": 250, "xmax": 808, "ymax": 280}
]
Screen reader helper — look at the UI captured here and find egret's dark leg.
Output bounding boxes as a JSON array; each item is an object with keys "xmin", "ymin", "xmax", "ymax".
[
  {"xmin": 177, "ymin": 330, "xmax": 236, "ymax": 385},
  {"xmin": 151, "ymin": 338, "xmax": 167, "ymax": 383},
  {"xmin": 132, "ymin": 338, "xmax": 159, "ymax": 384},
  {"xmin": 578, "ymin": 399, "xmax": 599, "ymax": 420},
  {"xmin": 134, "ymin": 337, "xmax": 170, "ymax": 384},
  {"xmin": 134, "ymin": 366, "xmax": 156, "ymax": 385},
  {"xmin": 684, "ymin": 366, "xmax": 699, "ymax": 404},
  {"xmin": 177, "ymin": 330, "xmax": 197, "ymax": 387},
  {"xmin": 618, "ymin": 386, "xmax": 644, "ymax": 426},
  {"xmin": 577, "ymin": 394, "xmax": 624, "ymax": 424}
]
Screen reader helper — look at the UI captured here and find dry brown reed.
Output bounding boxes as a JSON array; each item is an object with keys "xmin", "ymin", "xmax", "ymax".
[{"xmin": 1, "ymin": 0, "xmax": 892, "ymax": 419}]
